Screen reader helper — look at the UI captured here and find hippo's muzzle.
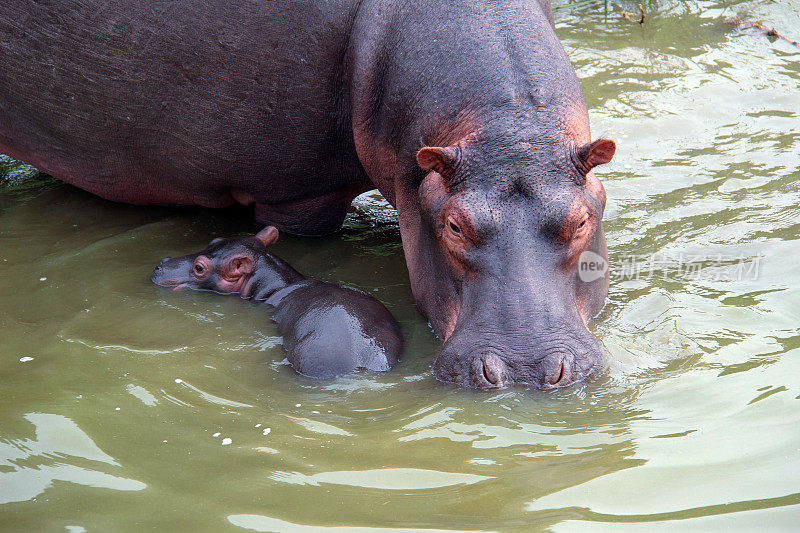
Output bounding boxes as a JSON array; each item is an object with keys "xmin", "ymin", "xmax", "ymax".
[
  {"xmin": 434, "ymin": 331, "xmax": 603, "ymax": 390},
  {"xmin": 151, "ymin": 255, "xmax": 197, "ymax": 289},
  {"xmin": 431, "ymin": 275, "xmax": 604, "ymax": 390}
]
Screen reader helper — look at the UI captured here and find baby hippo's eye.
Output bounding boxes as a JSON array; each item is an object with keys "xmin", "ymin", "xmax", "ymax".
[
  {"xmin": 447, "ymin": 216, "xmax": 462, "ymax": 235},
  {"xmin": 193, "ymin": 261, "xmax": 207, "ymax": 277}
]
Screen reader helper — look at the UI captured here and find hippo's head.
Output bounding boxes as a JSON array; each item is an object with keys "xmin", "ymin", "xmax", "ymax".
[
  {"xmin": 397, "ymin": 135, "xmax": 615, "ymax": 390},
  {"xmin": 151, "ymin": 226, "xmax": 281, "ymax": 295}
]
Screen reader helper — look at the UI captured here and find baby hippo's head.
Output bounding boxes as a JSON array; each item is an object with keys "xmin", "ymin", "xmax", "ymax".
[{"xmin": 152, "ymin": 226, "xmax": 280, "ymax": 295}]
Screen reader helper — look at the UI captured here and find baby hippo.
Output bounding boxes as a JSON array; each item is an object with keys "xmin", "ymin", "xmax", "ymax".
[{"xmin": 151, "ymin": 227, "xmax": 402, "ymax": 379}]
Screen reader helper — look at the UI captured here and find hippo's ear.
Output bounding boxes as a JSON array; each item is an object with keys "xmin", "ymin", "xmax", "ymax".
[
  {"xmin": 230, "ymin": 255, "xmax": 254, "ymax": 276},
  {"xmin": 417, "ymin": 146, "xmax": 460, "ymax": 175},
  {"xmin": 255, "ymin": 226, "xmax": 279, "ymax": 247},
  {"xmin": 576, "ymin": 138, "xmax": 616, "ymax": 173}
]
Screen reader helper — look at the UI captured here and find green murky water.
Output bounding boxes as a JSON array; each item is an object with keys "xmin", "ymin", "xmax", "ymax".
[{"xmin": 1, "ymin": 1, "xmax": 799, "ymax": 530}]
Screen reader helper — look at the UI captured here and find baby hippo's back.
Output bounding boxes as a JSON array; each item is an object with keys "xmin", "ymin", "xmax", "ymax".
[{"xmin": 268, "ymin": 281, "xmax": 403, "ymax": 379}]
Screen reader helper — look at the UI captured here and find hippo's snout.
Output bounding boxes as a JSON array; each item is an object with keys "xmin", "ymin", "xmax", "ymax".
[
  {"xmin": 433, "ymin": 330, "xmax": 603, "ymax": 390},
  {"xmin": 151, "ymin": 255, "xmax": 196, "ymax": 289},
  {"xmin": 150, "ymin": 264, "xmax": 164, "ymax": 284},
  {"xmin": 150, "ymin": 259, "xmax": 169, "ymax": 283}
]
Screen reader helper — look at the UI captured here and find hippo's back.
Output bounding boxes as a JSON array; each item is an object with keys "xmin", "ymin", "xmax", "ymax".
[
  {"xmin": 0, "ymin": 0, "xmax": 363, "ymax": 207},
  {"xmin": 270, "ymin": 281, "xmax": 403, "ymax": 379}
]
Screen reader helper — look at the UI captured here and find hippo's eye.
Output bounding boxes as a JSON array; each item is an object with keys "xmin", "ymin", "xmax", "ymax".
[
  {"xmin": 574, "ymin": 213, "xmax": 590, "ymax": 236},
  {"xmin": 193, "ymin": 262, "xmax": 207, "ymax": 277},
  {"xmin": 442, "ymin": 212, "xmax": 478, "ymax": 250},
  {"xmin": 447, "ymin": 215, "xmax": 463, "ymax": 237}
]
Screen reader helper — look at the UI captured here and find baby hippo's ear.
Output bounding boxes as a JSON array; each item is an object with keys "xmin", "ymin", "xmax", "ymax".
[
  {"xmin": 255, "ymin": 226, "xmax": 279, "ymax": 247},
  {"xmin": 230, "ymin": 256, "xmax": 254, "ymax": 276}
]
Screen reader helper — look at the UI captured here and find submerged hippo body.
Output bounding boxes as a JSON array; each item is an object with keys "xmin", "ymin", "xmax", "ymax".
[
  {"xmin": 2, "ymin": 0, "xmax": 616, "ymax": 389},
  {"xmin": 270, "ymin": 282, "xmax": 401, "ymax": 378},
  {"xmin": 152, "ymin": 227, "xmax": 402, "ymax": 379}
]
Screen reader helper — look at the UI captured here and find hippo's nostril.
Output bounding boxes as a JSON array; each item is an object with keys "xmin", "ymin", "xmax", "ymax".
[
  {"xmin": 482, "ymin": 360, "xmax": 498, "ymax": 385},
  {"xmin": 545, "ymin": 358, "xmax": 572, "ymax": 388},
  {"xmin": 553, "ymin": 360, "xmax": 564, "ymax": 384},
  {"xmin": 479, "ymin": 354, "xmax": 506, "ymax": 388}
]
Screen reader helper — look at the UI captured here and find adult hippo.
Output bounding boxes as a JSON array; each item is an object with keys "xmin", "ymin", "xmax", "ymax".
[{"xmin": 0, "ymin": 0, "xmax": 615, "ymax": 389}]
